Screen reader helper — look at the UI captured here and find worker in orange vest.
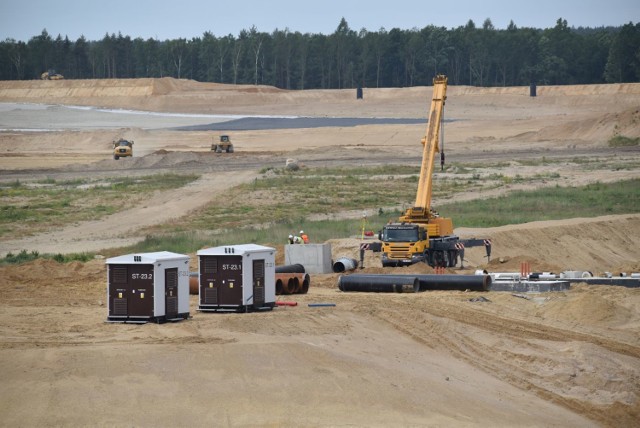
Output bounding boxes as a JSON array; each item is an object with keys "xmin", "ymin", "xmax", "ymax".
[{"xmin": 300, "ymin": 230, "xmax": 309, "ymax": 244}]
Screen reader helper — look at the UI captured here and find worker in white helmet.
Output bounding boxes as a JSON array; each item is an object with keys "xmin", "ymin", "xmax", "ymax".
[
  {"xmin": 300, "ymin": 230, "xmax": 309, "ymax": 244},
  {"xmin": 288, "ymin": 234, "xmax": 294, "ymax": 244}
]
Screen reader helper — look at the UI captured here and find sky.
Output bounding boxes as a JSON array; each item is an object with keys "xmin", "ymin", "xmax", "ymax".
[{"xmin": 1, "ymin": 0, "xmax": 639, "ymax": 42}]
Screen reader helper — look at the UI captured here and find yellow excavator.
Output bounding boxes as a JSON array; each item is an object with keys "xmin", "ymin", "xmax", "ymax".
[{"xmin": 379, "ymin": 75, "xmax": 490, "ymax": 267}]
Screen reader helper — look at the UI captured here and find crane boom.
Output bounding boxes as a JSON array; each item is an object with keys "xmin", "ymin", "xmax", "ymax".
[
  {"xmin": 400, "ymin": 75, "xmax": 448, "ymax": 226},
  {"xmin": 415, "ymin": 75, "xmax": 447, "ymax": 211}
]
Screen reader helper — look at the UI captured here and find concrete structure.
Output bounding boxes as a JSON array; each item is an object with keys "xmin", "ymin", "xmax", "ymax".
[
  {"xmin": 106, "ymin": 251, "xmax": 190, "ymax": 324},
  {"xmin": 562, "ymin": 277, "xmax": 640, "ymax": 288},
  {"xmin": 284, "ymin": 243, "xmax": 332, "ymax": 274},
  {"xmin": 197, "ymin": 244, "xmax": 276, "ymax": 312},
  {"xmin": 489, "ymin": 280, "xmax": 570, "ymax": 292}
]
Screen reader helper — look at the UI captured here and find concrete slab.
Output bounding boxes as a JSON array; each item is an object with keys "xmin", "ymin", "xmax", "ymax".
[
  {"xmin": 489, "ymin": 280, "xmax": 571, "ymax": 292},
  {"xmin": 563, "ymin": 278, "xmax": 640, "ymax": 288},
  {"xmin": 284, "ymin": 243, "xmax": 332, "ymax": 274}
]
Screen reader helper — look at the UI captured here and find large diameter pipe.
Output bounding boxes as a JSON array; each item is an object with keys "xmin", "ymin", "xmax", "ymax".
[
  {"xmin": 338, "ymin": 275, "xmax": 420, "ymax": 293},
  {"xmin": 300, "ymin": 274, "xmax": 310, "ymax": 294},
  {"xmin": 341, "ymin": 274, "xmax": 490, "ymax": 292},
  {"xmin": 415, "ymin": 274, "xmax": 491, "ymax": 291},
  {"xmin": 275, "ymin": 272, "xmax": 307, "ymax": 295},
  {"xmin": 276, "ymin": 264, "xmax": 305, "ymax": 274},
  {"xmin": 283, "ymin": 277, "xmax": 296, "ymax": 295},
  {"xmin": 333, "ymin": 257, "xmax": 358, "ymax": 273},
  {"xmin": 189, "ymin": 272, "xmax": 199, "ymax": 295}
]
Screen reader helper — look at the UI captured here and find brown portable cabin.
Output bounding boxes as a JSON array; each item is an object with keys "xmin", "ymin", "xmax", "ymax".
[
  {"xmin": 197, "ymin": 244, "xmax": 276, "ymax": 312},
  {"xmin": 106, "ymin": 251, "xmax": 190, "ymax": 324}
]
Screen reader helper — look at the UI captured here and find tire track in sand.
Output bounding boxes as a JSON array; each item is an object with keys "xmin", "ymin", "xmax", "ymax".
[{"xmin": 348, "ymin": 293, "xmax": 640, "ymax": 427}]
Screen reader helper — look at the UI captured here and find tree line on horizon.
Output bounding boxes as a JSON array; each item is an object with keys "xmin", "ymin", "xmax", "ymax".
[{"xmin": 1, "ymin": 18, "xmax": 639, "ymax": 88}]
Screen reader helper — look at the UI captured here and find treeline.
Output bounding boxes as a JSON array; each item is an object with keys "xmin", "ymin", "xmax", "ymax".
[{"xmin": 1, "ymin": 17, "xmax": 639, "ymax": 88}]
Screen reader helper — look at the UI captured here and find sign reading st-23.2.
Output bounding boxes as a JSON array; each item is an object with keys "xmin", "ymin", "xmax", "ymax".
[{"xmin": 131, "ymin": 273, "xmax": 153, "ymax": 280}]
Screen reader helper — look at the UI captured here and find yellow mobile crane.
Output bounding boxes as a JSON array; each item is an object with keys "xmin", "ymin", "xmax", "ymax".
[{"xmin": 379, "ymin": 75, "xmax": 490, "ymax": 267}]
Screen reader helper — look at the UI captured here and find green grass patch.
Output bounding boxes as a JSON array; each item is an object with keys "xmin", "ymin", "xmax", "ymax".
[
  {"xmin": 0, "ymin": 249, "xmax": 94, "ymax": 265},
  {"xmin": 181, "ymin": 166, "xmax": 473, "ymax": 235},
  {"xmin": 438, "ymin": 179, "xmax": 640, "ymax": 227},
  {"xmin": 609, "ymin": 135, "xmax": 640, "ymax": 147},
  {"xmin": 0, "ymin": 173, "xmax": 200, "ymax": 239},
  {"xmin": 296, "ymin": 165, "xmax": 421, "ymax": 177},
  {"xmin": 185, "ymin": 168, "xmax": 424, "ymax": 231}
]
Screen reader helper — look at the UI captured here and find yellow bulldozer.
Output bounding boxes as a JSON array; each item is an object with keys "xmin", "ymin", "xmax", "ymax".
[{"xmin": 211, "ymin": 135, "xmax": 234, "ymax": 153}]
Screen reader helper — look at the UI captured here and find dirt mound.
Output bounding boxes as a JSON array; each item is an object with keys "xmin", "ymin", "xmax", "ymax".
[
  {"xmin": 530, "ymin": 107, "xmax": 640, "ymax": 143},
  {"xmin": 70, "ymin": 150, "xmax": 206, "ymax": 171},
  {"xmin": 458, "ymin": 214, "xmax": 640, "ymax": 274},
  {"xmin": 538, "ymin": 286, "xmax": 635, "ymax": 327},
  {"xmin": 0, "ymin": 78, "xmax": 156, "ymax": 100},
  {"xmin": 0, "ymin": 258, "xmax": 105, "ymax": 306},
  {"xmin": 450, "ymin": 83, "xmax": 640, "ymax": 97},
  {"xmin": 615, "ymin": 261, "xmax": 640, "ymax": 273},
  {"xmin": 151, "ymin": 77, "xmax": 200, "ymax": 95},
  {"xmin": 486, "ymin": 255, "xmax": 563, "ymax": 273},
  {"xmin": 1, "ymin": 258, "xmax": 103, "ymax": 286}
]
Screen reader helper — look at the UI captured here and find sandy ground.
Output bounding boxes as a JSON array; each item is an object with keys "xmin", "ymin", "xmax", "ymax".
[{"xmin": 1, "ymin": 78, "xmax": 639, "ymax": 426}]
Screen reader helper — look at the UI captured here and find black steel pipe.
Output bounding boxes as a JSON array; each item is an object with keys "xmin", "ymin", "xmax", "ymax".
[
  {"xmin": 340, "ymin": 274, "xmax": 490, "ymax": 292},
  {"xmin": 275, "ymin": 264, "xmax": 306, "ymax": 274},
  {"xmin": 415, "ymin": 274, "xmax": 490, "ymax": 291},
  {"xmin": 338, "ymin": 275, "xmax": 420, "ymax": 293}
]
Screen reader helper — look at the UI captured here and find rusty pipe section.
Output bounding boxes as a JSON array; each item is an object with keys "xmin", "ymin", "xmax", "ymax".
[
  {"xmin": 189, "ymin": 271, "xmax": 199, "ymax": 295},
  {"xmin": 338, "ymin": 274, "xmax": 490, "ymax": 292},
  {"xmin": 338, "ymin": 275, "xmax": 420, "ymax": 293},
  {"xmin": 275, "ymin": 272, "xmax": 310, "ymax": 295},
  {"xmin": 333, "ymin": 257, "xmax": 358, "ymax": 273}
]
